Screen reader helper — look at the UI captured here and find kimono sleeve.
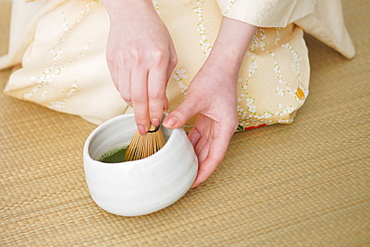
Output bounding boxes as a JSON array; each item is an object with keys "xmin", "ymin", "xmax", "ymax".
[{"xmin": 216, "ymin": 0, "xmax": 315, "ymax": 27}]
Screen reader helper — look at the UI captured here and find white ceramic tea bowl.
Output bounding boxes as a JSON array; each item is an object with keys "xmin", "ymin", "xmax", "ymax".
[{"xmin": 83, "ymin": 113, "xmax": 198, "ymax": 216}]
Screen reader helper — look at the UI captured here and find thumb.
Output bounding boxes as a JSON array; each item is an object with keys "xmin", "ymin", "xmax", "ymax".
[{"xmin": 163, "ymin": 99, "xmax": 199, "ymax": 129}]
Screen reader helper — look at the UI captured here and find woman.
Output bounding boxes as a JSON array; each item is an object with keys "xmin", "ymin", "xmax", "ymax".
[{"xmin": 0, "ymin": 0, "xmax": 355, "ymax": 187}]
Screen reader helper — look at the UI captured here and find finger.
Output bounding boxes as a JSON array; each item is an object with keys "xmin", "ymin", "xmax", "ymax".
[
  {"xmin": 196, "ymin": 140, "xmax": 211, "ymax": 165},
  {"xmin": 191, "ymin": 127, "xmax": 233, "ymax": 188},
  {"xmin": 162, "ymin": 98, "xmax": 200, "ymax": 129},
  {"xmin": 194, "ymin": 136, "xmax": 209, "ymax": 158},
  {"xmin": 163, "ymin": 97, "xmax": 169, "ymax": 111},
  {"xmin": 188, "ymin": 127, "xmax": 201, "ymax": 147},
  {"xmin": 166, "ymin": 42, "xmax": 178, "ymax": 81},
  {"xmin": 191, "ymin": 116, "xmax": 212, "ymax": 154},
  {"xmin": 118, "ymin": 66, "xmax": 132, "ymax": 106},
  {"xmin": 193, "ymin": 122, "xmax": 214, "ymax": 163},
  {"xmin": 131, "ymin": 68, "xmax": 150, "ymax": 134},
  {"xmin": 147, "ymin": 63, "xmax": 168, "ymax": 127}
]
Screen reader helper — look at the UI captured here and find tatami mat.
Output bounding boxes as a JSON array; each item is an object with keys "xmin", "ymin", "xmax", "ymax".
[{"xmin": 1, "ymin": 0, "xmax": 369, "ymax": 246}]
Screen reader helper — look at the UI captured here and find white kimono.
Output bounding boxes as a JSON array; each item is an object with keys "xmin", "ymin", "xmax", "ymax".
[{"xmin": 0, "ymin": 0, "xmax": 355, "ymax": 131}]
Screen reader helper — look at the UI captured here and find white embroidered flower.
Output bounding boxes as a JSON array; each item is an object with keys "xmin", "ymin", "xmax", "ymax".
[
  {"xmin": 50, "ymin": 101, "xmax": 65, "ymax": 109},
  {"xmin": 61, "ymin": 22, "xmax": 69, "ymax": 31},
  {"xmin": 250, "ymin": 33, "xmax": 258, "ymax": 52},
  {"xmin": 282, "ymin": 43, "xmax": 303, "ymax": 83},
  {"xmin": 66, "ymin": 83, "xmax": 77, "ymax": 97},
  {"xmin": 193, "ymin": 2, "xmax": 212, "ymax": 56},
  {"xmin": 152, "ymin": 0, "xmax": 160, "ymax": 14},
  {"xmin": 41, "ymin": 90, "xmax": 47, "ymax": 101},
  {"xmin": 53, "ymin": 53, "xmax": 62, "ymax": 61},
  {"xmin": 23, "ymin": 92, "xmax": 32, "ymax": 99},
  {"xmin": 278, "ymin": 119, "xmax": 293, "ymax": 124},
  {"xmin": 224, "ymin": 0, "xmax": 236, "ymax": 15},
  {"xmin": 55, "ymin": 68, "xmax": 63, "ymax": 75},
  {"xmin": 25, "ymin": 3, "xmax": 93, "ymax": 102},
  {"xmin": 43, "ymin": 67, "xmax": 52, "ymax": 75},
  {"xmin": 259, "ymin": 28, "xmax": 266, "ymax": 51},
  {"xmin": 274, "ymin": 28, "xmax": 281, "ymax": 46},
  {"xmin": 248, "ymin": 56, "xmax": 257, "ymax": 77},
  {"xmin": 239, "ymin": 78, "xmax": 249, "ymax": 100},
  {"xmin": 173, "ymin": 68, "xmax": 188, "ymax": 96},
  {"xmin": 278, "ymin": 106, "xmax": 296, "ymax": 116},
  {"xmin": 274, "ymin": 63, "xmax": 281, "ymax": 74},
  {"xmin": 248, "ymin": 105, "xmax": 256, "ymax": 113},
  {"xmin": 286, "ymin": 86, "xmax": 294, "ymax": 96},
  {"xmin": 246, "ymin": 97, "xmax": 255, "ymax": 105},
  {"xmin": 276, "ymin": 87, "xmax": 285, "ymax": 96},
  {"xmin": 277, "ymin": 75, "xmax": 283, "ymax": 83},
  {"xmin": 262, "ymin": 112, "xmax": 272, "ymax": 118}
]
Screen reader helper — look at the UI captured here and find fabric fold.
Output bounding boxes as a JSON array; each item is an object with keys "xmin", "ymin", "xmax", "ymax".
[{"xmin": 216, "ymin": 0, "xmax": 315, "ymax": 28}]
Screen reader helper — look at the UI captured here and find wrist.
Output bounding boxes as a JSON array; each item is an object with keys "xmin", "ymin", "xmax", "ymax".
[
  {"xmin": 206, "ymin": 48, "xmax": 243, "ymax": 76},
  {"xmin": 207, "ymin": 17, "xmax": 257, "ymax": 75}
]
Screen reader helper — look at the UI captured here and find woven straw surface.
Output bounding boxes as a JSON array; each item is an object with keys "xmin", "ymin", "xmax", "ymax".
[{"xmin": 1, "ymin": 0, "xmax": 369, "ymax": 246}]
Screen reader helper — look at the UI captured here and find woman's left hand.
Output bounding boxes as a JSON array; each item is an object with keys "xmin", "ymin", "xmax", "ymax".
[
  {"xmin": 163, "ymin": 17, "xmax": 257, "ymax": 187},
  {"xmin": 163, "ymin": 60, "xmax": 239, "ymax": 188}
]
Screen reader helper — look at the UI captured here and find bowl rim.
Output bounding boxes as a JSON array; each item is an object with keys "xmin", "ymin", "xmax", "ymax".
[{"xmin": 83, "ymin": 113, "xmax": 184, "ymax": 164}]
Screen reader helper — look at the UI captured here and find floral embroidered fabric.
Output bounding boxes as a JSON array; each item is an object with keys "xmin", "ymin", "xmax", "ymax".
[{"xmin": 1, "ymin": 0, "xmax": 354, "ymax": 132}]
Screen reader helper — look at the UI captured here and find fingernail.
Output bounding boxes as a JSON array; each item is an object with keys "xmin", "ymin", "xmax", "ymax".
[
  {"xmin": 151, "ymin": 118, "xmax": 160, "ymax": 127},
  {"xmin": 163, "ymin": 116, "xmax": 177, "ymax": 128},
  {"xmin": 138, "ymin": 125, "xmax": 146, "ymax": 135}
]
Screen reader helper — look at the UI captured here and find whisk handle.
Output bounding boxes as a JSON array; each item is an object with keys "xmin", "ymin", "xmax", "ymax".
[{"xmin": 148, "ymin": 125, "xmax": 160, "ymax": 133}]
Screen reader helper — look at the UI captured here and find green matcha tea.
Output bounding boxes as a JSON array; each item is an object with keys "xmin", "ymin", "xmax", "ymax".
[{"xmin": 97, "ymin": 146, "xmax": 128, "ymax": 163}]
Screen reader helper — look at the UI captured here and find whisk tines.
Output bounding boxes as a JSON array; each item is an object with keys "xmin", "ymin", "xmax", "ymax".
[{"xmin": 124, "ymin": 125, "xmax": 166, "ymax": 161}]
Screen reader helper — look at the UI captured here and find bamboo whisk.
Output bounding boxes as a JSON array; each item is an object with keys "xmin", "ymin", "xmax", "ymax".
[{"xmin": 124, "ymin": 125, "xmax": 166, "ymax": 161}]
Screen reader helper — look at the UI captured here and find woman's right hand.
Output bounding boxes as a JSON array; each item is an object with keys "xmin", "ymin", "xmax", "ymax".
[{"xmin": 103, "ymin": 0, "xmax": 177, "ymax": 135}]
